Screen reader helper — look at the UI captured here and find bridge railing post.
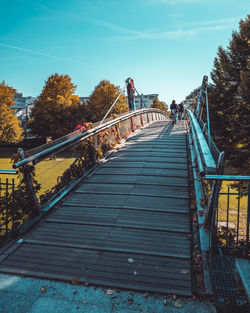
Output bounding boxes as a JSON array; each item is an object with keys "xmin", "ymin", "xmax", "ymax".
[{"xmin": 18, "ymin": 148, "xmax": 40, "ymax": 216}]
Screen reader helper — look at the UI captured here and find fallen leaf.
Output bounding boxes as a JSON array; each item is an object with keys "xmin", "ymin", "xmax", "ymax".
[
  {"xmin": 105, "ymin": 289, "xmax": 114, "ymax": 295},
  {"xmin": 172, "ymin": 295, "xmax": 176, "ymax": 300},
  {"xmin": 163, "ymin": 299, "xmax": 168, "ymax": 306},
  {"xmin": 143, "ymin": 292, "xmax": 149, "ymax": 298},
  {"xmin": 72, "ymin": 277, "xmax": 80, "ymax": 285},
  {"xmin": 173, "ymin": 299, "xmax": 183, "ymax": 308},
  {"xmin": 128, "ymin": 298, "xmax": 134, "ymax": 304},
  {"xmin": 41, "ymin": 287, "xmax": 46, "ymax": 293},
  {"xmin": 128, "ymin": 258, "xmax": 134, "ymax": 263},
  {"xmin": 180, "ymin": 269, "xmax": 189, "ymax": 275}
]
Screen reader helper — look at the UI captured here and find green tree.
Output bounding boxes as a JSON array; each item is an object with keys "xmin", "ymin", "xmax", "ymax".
[
  {"xmin": 28, "ymin": 73, "xmax": 85, "ymax": 139},
  {"xmin": 85, "ymin": 80, "xmax": 128, "ymax": 122},
  {"xmin": 151, "ymin": 97, "xmax": 169, "ymax": 114},
  {"xmin": 0, "ymin": 81, "xmax": 23, "ymax": 143},
  {"xmin": 185, "ymin": 87, "xmax": 201, "ymax": 110},
  {"xmin": 209, "ymin": 15, "xmax": 249, "ymax": 173}
]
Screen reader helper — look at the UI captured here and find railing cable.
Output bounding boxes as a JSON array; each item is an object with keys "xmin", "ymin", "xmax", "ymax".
[{"xmin": 99, "ymin": 85, "xmax": 127, "ymax": 126}]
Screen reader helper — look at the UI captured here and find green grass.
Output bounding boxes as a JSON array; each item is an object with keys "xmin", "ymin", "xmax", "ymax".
[
  {"xmin": 217, "ymin": 181, "xmax": 248, "ymax": 244},
  {"xmin": 0, "ymin": 148, "xmax": 76, "ymax": 237},
  {"xmin": 0, "ymin": 148, "xmax": 75, "ymax": 199}
]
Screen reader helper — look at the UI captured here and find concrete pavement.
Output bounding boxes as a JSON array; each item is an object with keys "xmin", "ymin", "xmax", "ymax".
[{"xmin": 0, "ymin": 273, "xmax": 217, "ymax": 313}]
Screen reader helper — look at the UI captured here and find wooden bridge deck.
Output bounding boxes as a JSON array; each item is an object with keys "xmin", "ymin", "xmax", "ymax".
[{"xmin": 0, "ymin": 121, "xmax": 192, "ymax": 296}]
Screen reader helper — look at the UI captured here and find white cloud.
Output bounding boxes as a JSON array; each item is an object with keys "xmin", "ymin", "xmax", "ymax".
[
  {"xmin": 107, "ymin": 17, "xmax": 239, "ymax": 41},
  {"xmin": 88, "ymin": 18, "xmax": 152, "ymax": 39}
]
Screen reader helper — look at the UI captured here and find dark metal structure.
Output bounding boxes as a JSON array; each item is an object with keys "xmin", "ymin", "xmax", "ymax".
[
  {"xmin": 0, "ymin": 76, "xmax": 249, "ymax": 300},
  {"xmin": 0, "ymin": 120, "xmax": 192, "ymax": 296}
]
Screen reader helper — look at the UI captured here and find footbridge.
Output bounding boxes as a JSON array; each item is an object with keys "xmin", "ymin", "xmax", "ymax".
[{"xmin": 0, "ymin": 77, "xmax": 249, "ymax": 302}]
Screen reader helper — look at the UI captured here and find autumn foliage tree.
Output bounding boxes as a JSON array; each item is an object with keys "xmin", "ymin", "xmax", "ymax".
[
  {"xmin": 29, "ymin": 74, "xmax": 85, "ymax": 139},
  {"xmin": 151, "ymin": 97, "xmax": 169, "ymax": 114},
  {"xmin": 0, "ymin": 81, "xmax": 23, "ymax": 143},
  {"xmin": 85, "ymin": 80, "xmax": 128, "ymax": 122}
]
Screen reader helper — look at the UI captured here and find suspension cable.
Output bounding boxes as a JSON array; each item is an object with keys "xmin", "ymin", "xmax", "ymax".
[
  {"xmin": 134, "ymin": 86, "xmax": 147, "ymax": 108},
  {"xmin": 99, "ymin": 85, "xmax": 127, "ymax": 126}
]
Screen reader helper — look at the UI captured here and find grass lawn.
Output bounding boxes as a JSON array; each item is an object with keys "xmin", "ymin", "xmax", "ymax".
[
  {"xmin": 0, "ymin": 148, "xmax": 19, "ymax": 190},
  {"xmin": 217, "ymin": 181, "xmax": 248, "ymax": 244},
  {"xmin": 0, "ymin": 148, "xmax": 76, "ymax": 237},
  {"xmin": 0, "ymin": 148, "xmax": 75, "ymax": 199}
]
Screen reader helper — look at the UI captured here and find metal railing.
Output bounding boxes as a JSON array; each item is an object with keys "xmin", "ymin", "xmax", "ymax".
[
  {"xmin": 205, "ymin": 175, "xmax": 250, "ymax": 255},
  {"xmin": 188, "ymin": 79, "xmax": 249, "ymax": 258},
  {"xmin": 13, "ymin": 109, "xmax": 168, "ymax": 169},
  {"xmin": 9, "ymin": 108, "xmax": 169, "ymax": 226},
  {"xmin": 0, "ymin": 170, "xmax": 18, "ymax": 241}
]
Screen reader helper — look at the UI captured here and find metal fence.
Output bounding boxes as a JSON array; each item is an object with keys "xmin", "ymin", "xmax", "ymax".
[
  {"xmin": 0, "ymin": 170, "xmax": 18, "ymax": 241},
  {"xmin": 206, "ymin": 175, "xmax": 250, "ymax": 255}
]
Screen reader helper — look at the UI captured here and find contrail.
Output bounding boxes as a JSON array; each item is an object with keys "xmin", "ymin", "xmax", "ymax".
[{"xmin": 0, "ymin": 42, "xmax": 76, "ymax": 63}]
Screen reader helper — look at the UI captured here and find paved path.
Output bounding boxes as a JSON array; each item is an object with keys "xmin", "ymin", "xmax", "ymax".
[
  {"xmin": 0, "ymin": 121, "xmax": 192, "ymax": 296},
  {"xmin": 0, "ymin": 273, "xmax": 217, "ymax": 313}
]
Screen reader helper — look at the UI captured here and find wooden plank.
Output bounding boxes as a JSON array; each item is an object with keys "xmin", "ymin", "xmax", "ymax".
[
  {"xmin": 46, "ymin": 217, "xmax": 189, "ymax": 233},
  {"xmin": 63, "ymin": 193, "xmax": 189, "ymax": 214},
  {"xmin": 94, "ymin": 168, "xmax": 188, "ymax": 177},
  {"xmin": 109, "ymin": 154, "xmax": 187, "ymax": 162},
  {"xmin": 114, "ymin": 150, "xmax": 187, "ymax": 158},
  {"xmin": 47, "ymin": 205, "xmax": 189, "ymax": 232},
  {"xmin": 85, "ymin": 175, "xmax": 187, "ymax": 190},
  {"xmin": 23, "ymin": 239, "xmax": 190, "ymax": 259},
  {"xmin": 102, "ymin": 161, "xmax": 188, "ymax": 169},
  {"xmin": 76, "ymin": 183, "xmax": 189, "ymax": 198}
]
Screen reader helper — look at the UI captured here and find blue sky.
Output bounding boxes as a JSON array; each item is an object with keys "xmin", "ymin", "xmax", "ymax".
[{"xmin": 0, "ymin": 0, "xmax": 249, "ymax": 104}]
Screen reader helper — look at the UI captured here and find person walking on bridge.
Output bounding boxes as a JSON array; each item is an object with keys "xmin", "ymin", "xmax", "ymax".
[
  {"xmin": 170, "ymin": 100, "xmax": 177, "ymax": 124},
  {"xmin": 178, "ymin": 102, "xmax": 184, "ymax": 120}
]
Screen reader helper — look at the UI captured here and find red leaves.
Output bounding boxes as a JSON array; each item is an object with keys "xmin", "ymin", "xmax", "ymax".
[{"xmin": 200, "ymin": 198, "xmax": 206, "ymax": 208}]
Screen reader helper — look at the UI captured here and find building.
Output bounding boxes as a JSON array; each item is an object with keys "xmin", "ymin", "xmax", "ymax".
[
  {"xmin": 79, "ymin": 97, "xmax": 89, "ymax": 104},
  {"xmin": 12, "ymin": 93, "xmax": 37, "ymax": 123},
  {"xmin": 134, "ymin": 94, "xmax": 159, "ymax": 109}
]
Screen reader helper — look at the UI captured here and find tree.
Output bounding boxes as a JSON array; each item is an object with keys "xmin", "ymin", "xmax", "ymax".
[
  {"xmin": 184, "ymin": 87, "xmax": 201, "ymax": 110},
  {"xmin": 28, "ymin": 73, "xmax": 85, "ymax": 139},
  {"xmin": 209, "ymin": 16, "xmax": 249, "ymax": 173},
  {"xmin": 0, "ymin": 81, "xmax": 23, "ymax": 143},
  {"xmin": 85, "ymin": 80, "xmax": 128, "ymax": 122},
  {"xmin": 184, "ymin": 16, "xmax": 249, "ymax": 174},
  {"xmin": 151, "ymin": 97, "xmax": 169, "ymax": 114}
]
